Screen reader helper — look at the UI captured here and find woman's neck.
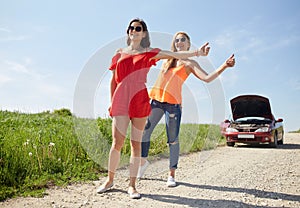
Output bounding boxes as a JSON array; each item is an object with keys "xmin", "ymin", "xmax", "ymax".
[{"xmin": 129, "ymin": 42, "xmax": 143, "ymax": 51}]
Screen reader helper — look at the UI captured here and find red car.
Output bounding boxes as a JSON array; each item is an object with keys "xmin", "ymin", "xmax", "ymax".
[{"xmin": 221, "ymin": 95, "xmax": 284, "ymax": 147}]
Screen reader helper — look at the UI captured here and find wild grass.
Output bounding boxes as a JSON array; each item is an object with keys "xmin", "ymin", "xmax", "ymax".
[
  {"xmin": 290, "ymin": 129, "xmax": 300, "ymax": 133},
  {"xmin": 0, "ymin": 109, "xmax": 224, "ymax": 201}
]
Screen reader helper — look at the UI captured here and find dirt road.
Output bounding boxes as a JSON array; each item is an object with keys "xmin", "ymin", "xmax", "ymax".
[{"xmin": 1, "ymin": 133, "xmax": 300, "ymax": 208}]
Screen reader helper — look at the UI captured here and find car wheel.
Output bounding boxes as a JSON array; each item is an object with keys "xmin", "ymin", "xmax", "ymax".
[
  {"xmin": 278, "ymin": 131, "xmax": 284, "ymax": 145},
  {"xmin": 271, "ymin": 133, "xmax": 278, "ymax": 148},
  {"xmin": 226, "ymin": 142, "xmax": 235, "ymax": 147}
]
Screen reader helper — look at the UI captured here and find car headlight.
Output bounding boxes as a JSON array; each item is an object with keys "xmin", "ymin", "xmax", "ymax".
[
  {"xmin": 226, "ymin": 128, "xmax": 238, "ymax": 133},
  {"xmin": 255, "ymin": 127, "xmax": 269, "ymax": 132}
]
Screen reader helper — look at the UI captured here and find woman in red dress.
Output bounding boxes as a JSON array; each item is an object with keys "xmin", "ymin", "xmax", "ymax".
[{"xmin": 97, "ymin": 18, "xmax": 210, "ymax": 199}]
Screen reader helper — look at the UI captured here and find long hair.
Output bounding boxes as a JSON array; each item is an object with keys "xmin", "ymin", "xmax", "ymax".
[
  {"xmin": 126, "ymin": 18, "xmax": 150, "ymax": 48},
  {"xmin": 162, "ymin": 31, "xmax": 191, "ymax": 72}
]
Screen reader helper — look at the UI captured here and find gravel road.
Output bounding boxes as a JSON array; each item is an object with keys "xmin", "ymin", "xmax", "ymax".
[{"xmin": 1, "ymin": 133, "xmax": 300, "ymax": 208}]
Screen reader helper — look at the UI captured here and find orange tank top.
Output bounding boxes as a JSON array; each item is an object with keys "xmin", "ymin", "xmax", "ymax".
[{"xmin": 149, "ymin": 64, "xmax": 189, "ymax": 104}]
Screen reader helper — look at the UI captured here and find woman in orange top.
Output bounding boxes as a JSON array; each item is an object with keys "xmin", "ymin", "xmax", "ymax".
[
  {"xmin": 138, "ymin": 31, "xmax": 235, "ymax": 187},
  {"xmin": 97, "ymin": 20, "xmax": 210, "ymax": 199}
]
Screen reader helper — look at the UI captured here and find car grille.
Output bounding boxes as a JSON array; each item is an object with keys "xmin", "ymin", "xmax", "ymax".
[{"xmin": 237, "ymin": 127, "xmax": 257, "ymax": 132}]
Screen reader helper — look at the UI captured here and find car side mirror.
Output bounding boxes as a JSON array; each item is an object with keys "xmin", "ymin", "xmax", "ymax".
[{"xmin": 276, "ymin": 118, "xmax": 283, "ymax": 122}]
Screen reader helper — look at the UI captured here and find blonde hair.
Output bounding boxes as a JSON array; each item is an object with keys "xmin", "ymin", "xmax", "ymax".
[{"xmin": 162, "ymin": 32, "xmax": 191, "ymax": 72}]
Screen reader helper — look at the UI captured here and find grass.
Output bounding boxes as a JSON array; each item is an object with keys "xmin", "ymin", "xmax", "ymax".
[
  {"xmin": 0, "ymin": 109, "xmax": 225, "ymax": 201},
  {"xmin": 290, "ymin": 129, "xmax": 300, "ymax": 133},
  {"xmin": 0, "ymin": 110, "xmax": 103, "ymax": 201}
]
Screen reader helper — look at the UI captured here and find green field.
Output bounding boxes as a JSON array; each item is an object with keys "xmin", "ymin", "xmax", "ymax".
[{"xmin": 0, "ymin": 109, "xmax": 224, "ymax": 201}]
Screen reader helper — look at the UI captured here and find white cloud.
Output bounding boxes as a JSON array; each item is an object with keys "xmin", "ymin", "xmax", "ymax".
[
  {"xmin": 0, "ymin": 27, "xmax": 11, "ymax": 33},
  {"xmin": 1, "ymin": 58, "xmax": 49, "ymax": 80},
  {"xmin": 0, "ymin": 74, "xmax": 12, "ymax": 84},
  {"xmin": 214, "ymin": 29, "xmax": 262, "ymax": 55},
  {"xmin": 219, "ymin": 70, "xmax": 238, "ymax": 87},
  {"xmin": 4, "ymin": 60, "xmax": 30, "ymax": 74},
  {"xmin": 256, "ymin": 35, "xmax": 300, "ymax": 54},
  {"xmin": 213, "ymin": 15, "xmax": 300, "ymax": 59},
  {"xmin": 214, "ymin": 31, "xmax": 235, "ymax": 47},
  {"xmin": 0, "ymin": 35, "xmax": 28, "ymax": 42},
  {"xmin": 0, "ymin": 58, "xmax": 63, "ymax": 94},
  {"xmin": 0, "ymin": 27, "xmax": 29, "ymax": 42}
]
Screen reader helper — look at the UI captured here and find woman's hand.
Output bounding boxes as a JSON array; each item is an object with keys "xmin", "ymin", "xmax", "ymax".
[
  {"xmin": 225, "ymin": 54, "xmax": 235, "ymax": 67},
  {"xmin": 195, "ymin": 42, "xmax": 210, "ymax": 57}
]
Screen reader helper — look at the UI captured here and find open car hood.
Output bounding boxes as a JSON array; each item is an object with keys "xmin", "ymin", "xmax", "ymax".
[{"xmin": 230, "ymin": 95, "xmax": 273, "ymax": 120}]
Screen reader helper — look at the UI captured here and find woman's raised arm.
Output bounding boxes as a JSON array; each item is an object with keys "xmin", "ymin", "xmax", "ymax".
[{"xmin": 153, "ymin": 42, "xmax": 210, "ymax": 60}]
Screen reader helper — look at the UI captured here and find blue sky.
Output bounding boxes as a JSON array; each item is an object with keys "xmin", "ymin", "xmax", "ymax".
[{"xmin": 1, "ymin": 0, "xmax": 299, "ymax": 132}]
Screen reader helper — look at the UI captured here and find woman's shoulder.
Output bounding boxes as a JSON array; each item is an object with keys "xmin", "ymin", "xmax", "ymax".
[
  {"xmin": 115, "ymin": 48, "xmax": 123, "ymax": 54},
  {"xmin": 179, "ymin": 58, "xmax": 196, "ymax": 66},
  {"xmin": 110, "ymin": 48, "xmax": 123, "ymax": 62},
  {"xmin": 179, "ymin": 59, "xmax": 197, "ymax": 73}
]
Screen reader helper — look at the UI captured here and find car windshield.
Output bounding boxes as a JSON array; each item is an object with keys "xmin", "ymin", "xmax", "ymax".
[{"xmin": 234, "ymin": 117, "xmax": 272, "ymax": 124}]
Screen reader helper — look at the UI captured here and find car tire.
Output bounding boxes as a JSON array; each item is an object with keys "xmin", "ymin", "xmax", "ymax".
[
  {"xmin": 278, "ymin": 131, "xmax": 284, "ymax": 145},
  {"xmin": 226, "ymin": 142, "xmax": 235, "ymax": 147},
  {"xmin": 271, "ymin": 133, "xmax": 278, "ymax": 148}
]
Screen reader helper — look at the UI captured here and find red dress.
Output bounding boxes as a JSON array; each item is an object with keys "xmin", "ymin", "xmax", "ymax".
[{"xmin": 109, "ymin": 48, "xmax": 160, "ymax": 118}]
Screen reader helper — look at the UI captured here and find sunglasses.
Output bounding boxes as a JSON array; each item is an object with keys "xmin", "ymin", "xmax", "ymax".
[
  {"xmin": 128, "ymin": 26, "xmax": 143, "ymax": 32},
  {"xmin": 175, "ymin": 37, "xmax": 186, "ymax": 43}
]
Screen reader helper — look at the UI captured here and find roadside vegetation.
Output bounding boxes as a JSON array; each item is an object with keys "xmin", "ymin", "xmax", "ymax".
[
  {"xmin": 0, "ymin": 109, "xmax": 224, "ymax": 201},
  {"xmin": 290, "ymin": 129, "xmax": 300, "ymax": 133}
]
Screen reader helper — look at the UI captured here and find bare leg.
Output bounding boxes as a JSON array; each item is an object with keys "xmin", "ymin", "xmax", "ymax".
[
  {"xmin": 169, "ymin": 168, "xmax": 175, "ymax": 178},
  {"xmin": 129, "ymin": 117, "xmax": 147, "ymax": 194},
  {"xmin": 101, "ymin": 116, "xmax": 129, "ymax": 188},
  {"xmin": 140, "ymin": 157, "xmax": 147, "ymax": 166}
]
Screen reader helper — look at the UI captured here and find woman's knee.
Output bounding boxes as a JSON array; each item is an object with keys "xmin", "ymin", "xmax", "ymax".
[
  {"xmin": 111, "ymin": 139, "xmax": 125, "ymax": 151},
  {"xmin": 130, "ymin": 139, "xmax": 141, "ymax": 149},
  {"xmin": 166, "ymin": 113, "xmax": 180, "ymax": 139}
]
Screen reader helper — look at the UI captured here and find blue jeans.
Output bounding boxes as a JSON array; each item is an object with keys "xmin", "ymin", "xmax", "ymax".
[{"xmin": 141, "ymin": 99, "xmax": 182, "ymax": 169}]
